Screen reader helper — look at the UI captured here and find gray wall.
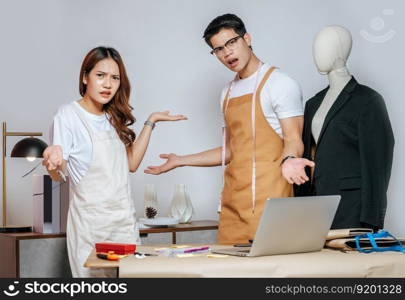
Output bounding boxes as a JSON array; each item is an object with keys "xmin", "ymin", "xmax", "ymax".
[{"xmin": 1, "ymin": 0, "xmax": 404, "ymax": 236}]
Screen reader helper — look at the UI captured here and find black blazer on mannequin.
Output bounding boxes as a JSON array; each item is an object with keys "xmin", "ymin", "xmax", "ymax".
[{"xmin": 295, "ymin": 77, "xmax": 394, "ymax": 229}]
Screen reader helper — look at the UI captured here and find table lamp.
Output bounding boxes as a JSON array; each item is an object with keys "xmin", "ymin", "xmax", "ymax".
[{"xmin": 1, "ymin": 122, "xmax": 48, "ymax": 233}]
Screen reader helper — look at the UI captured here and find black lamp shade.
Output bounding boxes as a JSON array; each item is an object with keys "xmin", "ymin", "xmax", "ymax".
[{"xmin": 10, "ymin": 137, "xmax": 48, "ymax": 158}]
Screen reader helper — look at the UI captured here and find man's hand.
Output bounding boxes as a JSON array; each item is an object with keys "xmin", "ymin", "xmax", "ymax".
[
  {"xmin": 281, "ymin": 157, "xmax": 315, "ymax": 185},
  {"xmin": 42, "ymin": 145, "xmax": 63, "ymax": 172},
  {"xmin": 144, "ymin": 153, "xmax": 182, "ymax": 175}
]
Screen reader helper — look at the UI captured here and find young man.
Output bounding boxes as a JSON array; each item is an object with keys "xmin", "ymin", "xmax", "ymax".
[{"xmin": 145, "ymin": 14, "xmax": 314, "ymax": 244}]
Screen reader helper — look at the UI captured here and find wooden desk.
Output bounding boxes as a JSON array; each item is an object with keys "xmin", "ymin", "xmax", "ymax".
[
  {"xmin": 0, "ymin": 220, "xmax": 218, "ymax": 277},
  {"xmin": 140, "ymin": 220, "xmax": 218, "ymax": 244},
  {"xmin": 85, "ymin": 245, "xmax": 405, "ymax": 278}
]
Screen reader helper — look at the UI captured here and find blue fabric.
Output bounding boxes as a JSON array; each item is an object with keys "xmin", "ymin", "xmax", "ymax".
[{"xmin": 355, "ymin": 230, "xmax": 405, "ymax": 253}]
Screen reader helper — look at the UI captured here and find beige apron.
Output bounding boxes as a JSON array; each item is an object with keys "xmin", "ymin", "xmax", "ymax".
[
  {"xmin": 218, "ymin": 67, "xmax": 292, "ymax": 244},
  {"xmin": 67, "ymin": 103, "xmax": 140, "ymax": 277}
]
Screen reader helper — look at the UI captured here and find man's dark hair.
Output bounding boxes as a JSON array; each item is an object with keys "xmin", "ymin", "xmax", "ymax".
[{"xmin": 203, "ymin": 14, "xmax": 247, "ymax": 48}]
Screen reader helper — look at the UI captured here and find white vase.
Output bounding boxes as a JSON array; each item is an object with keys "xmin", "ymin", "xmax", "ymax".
[
  {"xmin": 144, "ymin": 184, "xmax": 158, "ymax": 219},
  {"xmin": 169, "ymin": 184, "xmax": 193, "ymax": 223}
]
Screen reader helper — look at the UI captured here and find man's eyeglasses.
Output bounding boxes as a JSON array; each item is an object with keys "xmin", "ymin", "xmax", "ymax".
[{"xmin": 210, "ymin": 36, "xmax": 243, "ymax": 56}]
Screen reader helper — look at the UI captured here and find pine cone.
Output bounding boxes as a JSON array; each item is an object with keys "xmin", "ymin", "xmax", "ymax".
[{"xmin": 145, "ymin": 206, "xmax": 157, "ymax": 219}]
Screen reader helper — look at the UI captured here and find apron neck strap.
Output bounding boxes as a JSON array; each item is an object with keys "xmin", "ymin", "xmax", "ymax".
[{"xmin": 71, "ymin": 102, "xmax": 97, "ymax": 143}]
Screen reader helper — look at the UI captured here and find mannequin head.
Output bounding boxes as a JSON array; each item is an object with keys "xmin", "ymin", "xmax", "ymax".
[{"xmin": 313, "ymin": 25, "xmax": 352, "ymax": 74}]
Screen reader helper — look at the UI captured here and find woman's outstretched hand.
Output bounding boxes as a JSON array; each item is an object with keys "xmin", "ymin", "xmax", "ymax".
[
  {"xmin": 42, "ymin": 145, "xmax": 63, "ymax": 171},
  {"xmin": 148, "ymin": 110, "xmax": 187, "ymax": 123}
]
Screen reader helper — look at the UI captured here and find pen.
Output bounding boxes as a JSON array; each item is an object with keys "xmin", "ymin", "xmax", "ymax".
[
  {"xmin": 157, "ymin": 246, "xmax": 211, "ymax": 256},
  {"xmin": 134, "ymin": 252, "xmax": 158, "ymax": 256},
  {"xmin": 181, "ymin": 246, "xmax": 210, "ymax": 254}
]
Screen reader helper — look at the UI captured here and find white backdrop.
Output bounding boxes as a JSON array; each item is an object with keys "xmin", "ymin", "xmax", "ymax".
[{"xmin": 0, "ymin": 0, "xmax": 404, "ymax": 236}]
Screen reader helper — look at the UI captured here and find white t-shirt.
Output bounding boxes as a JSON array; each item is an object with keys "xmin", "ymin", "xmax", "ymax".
[
  {"xmin": 220, "ymin": 64, "xmax": 303, "ymax": 137},
  {"xmin": 50, "ymin": 101, "xmax": 114, "ymax": 186}
]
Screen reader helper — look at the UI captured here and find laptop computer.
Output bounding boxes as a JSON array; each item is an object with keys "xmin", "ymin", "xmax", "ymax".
[{"xmin": 212, "ymin": 195, "xmax": 341, "ymax": 257}]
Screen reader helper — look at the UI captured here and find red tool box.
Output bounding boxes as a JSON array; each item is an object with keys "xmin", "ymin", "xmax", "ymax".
[{"xmin": 95, "ymin": 242, "xmax": 136, "ymax": 255}]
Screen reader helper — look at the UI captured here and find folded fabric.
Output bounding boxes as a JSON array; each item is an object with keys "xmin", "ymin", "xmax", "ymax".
[
  {"xmin": 326, "ymin": 228, "xmax": 373, "ymax": 241},
  {"xmin": 326, "ymin": 237, "xmax": 401, "ymax": 252},
  {"xmin": 325, "ymin": 230, "xmax": 405, "ymax": 253},
  {"xmin": 354, "ymin": 231, "xmax": 405, "ymax": 253}
]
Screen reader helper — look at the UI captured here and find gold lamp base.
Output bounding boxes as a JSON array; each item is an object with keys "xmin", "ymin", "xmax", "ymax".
[{"xmin": 0, "ymin": 225, "xmax": 32, "ymax": 233}]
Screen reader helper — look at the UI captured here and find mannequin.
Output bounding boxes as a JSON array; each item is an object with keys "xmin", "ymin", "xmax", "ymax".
[
  {"xmin": 312, "ymin": 26, "xmax": 353, "ymax": 143},
  {"xmin": 295, "ymin": 25, "xmax": 394, "ymax": 230}
]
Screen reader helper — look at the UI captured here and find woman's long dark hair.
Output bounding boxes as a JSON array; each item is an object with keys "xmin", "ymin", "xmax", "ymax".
[{"xmin": 79, "ymin": 46, "xmax": 136, "ymax": 146}]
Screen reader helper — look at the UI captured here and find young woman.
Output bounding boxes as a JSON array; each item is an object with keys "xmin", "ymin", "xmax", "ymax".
[{"xmin": 42, "ymin": 46, "xmax": 186, "ymax": 277}]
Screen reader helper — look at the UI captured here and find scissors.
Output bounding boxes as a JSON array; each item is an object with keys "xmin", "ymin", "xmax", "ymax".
[{"xmin": 57, "ymin": 170, "xmax": 67, "ymax": 183}]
